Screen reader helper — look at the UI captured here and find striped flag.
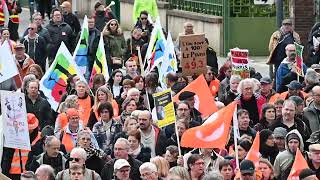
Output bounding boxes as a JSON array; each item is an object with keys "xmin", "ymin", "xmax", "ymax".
[
  {"xmin": 0, "ymin": 0, "xmax": 9, "ymax": 27},
  {"xmin": 294, "ymin": 42, "xmax": 304, "ymax": 77},
  {"xmin": 89, "ymin": 33, "xmax": 109, "ymax": 87},
  {"xmin": 73, "ymin": 16, "xmax": 89, "ymax": 76},
  {"xmin": 145, "ymin": 17, "xmax": 166, "ymax": 73},
  {"xmin": 40, "ymin": 42, "xmax": 86, "ymax": 111}
]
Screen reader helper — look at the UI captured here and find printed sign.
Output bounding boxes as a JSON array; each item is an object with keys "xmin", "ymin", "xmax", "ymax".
[
  {"xmin": 180, "ymin": 34, "xmax": 207, "ymax": 76},
  {"xmin": 153, "ymin": 89, "xmax": 176, "ymax": 128}
]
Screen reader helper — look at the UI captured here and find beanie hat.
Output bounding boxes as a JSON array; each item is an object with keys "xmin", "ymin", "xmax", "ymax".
[
  {"xmin": 66, "ymin": 108, "xmax": 79, "ymax": 117},
  {"xmin": 287, "ymin": 133, "xmax": 300, "ymax": 144}
]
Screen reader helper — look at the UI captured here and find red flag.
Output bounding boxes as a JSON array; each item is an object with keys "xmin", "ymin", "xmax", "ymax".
[
  {"xmin": 287, "ymin": 148, "xmax": 309, "ymax": 180},
  {"xmin": 181, "ymin": 101, "xmax": 237, "ymax": 149},
  {"xmin": 173, "ymin": 74, "xmax": 218, "ymax": 117},
  {"xmin": 245, "ymin": 131, "xmax": 260, "ymax": 166}
]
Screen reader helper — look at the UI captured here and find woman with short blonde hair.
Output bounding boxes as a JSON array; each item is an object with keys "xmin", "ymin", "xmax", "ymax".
[{"xmin": 150, "ymin": 156, "xmax": 170, "ymax": 178}]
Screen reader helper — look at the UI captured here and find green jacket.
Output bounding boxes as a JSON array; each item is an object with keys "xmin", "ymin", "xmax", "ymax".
[{"xmin": 133, "ymin": 0, "xmax": 159, "ymax": 23}]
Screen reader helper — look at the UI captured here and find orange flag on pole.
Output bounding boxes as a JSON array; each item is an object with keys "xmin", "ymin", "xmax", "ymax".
[
  {"xmin": 181, "ymin": 101, "xmax": 237, "ymax": 149},
  {"xmin": 245, "ymin": 131, "xmax": 260, "ymax": 166},
  {"xmin": 287, "ymin": 148, "xmax": 309, "ymax": 180},
  {"xmin": 173, "ymin": 74, "xmax": 218, "ymax": 117}
]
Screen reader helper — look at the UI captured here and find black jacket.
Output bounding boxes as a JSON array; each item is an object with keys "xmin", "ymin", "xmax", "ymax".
[
  {"xmin": 46, "ymin": 21, "xmax": 75, "ymax": 59},
  {"xmin": 21, "ymin": 34, "xmax": 47, "ymax": 72},
  {"xmin": 101, "ymin": 156, "xmax": 142, "ymax": 180},
  {"xmin": 207, "ymin": 47, "xmax": 218, "ymax": 73},
  {"xmin": 25, "ymin": 95, "xmax": 53, "ymax": 129},
  {"xmin": 85, "ymin": 155, "xmax": 106, "ymax": 176},
  {"xmin": 27, "ymin": 152, "xmax": 68, "ymax": 173},
  {"xmin": 63, "ymin": 13, "xmax": 81, "ymax": 35},
  {"xmin": 88, "ymin": 28, "xmax": 101, "ymax": 72},
  {"xmin": 95, "ymin": 11, "xmax": 115, "ymax": 32},
  {"xmin": 135, "ymin": 146, "xmax": 152, "ymax": 163}
]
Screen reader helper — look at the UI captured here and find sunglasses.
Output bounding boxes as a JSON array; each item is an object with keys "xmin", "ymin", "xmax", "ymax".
[
  {"xmin": 110, "ymin": 23, "xmax": 117, "ymax": 26},
  {"xmin": 140, "ymin": 17, "xmax": 147, "ymax": 20},
  {"xmin": 69, "ymin": 157, "xmax": 81, "ymax": 162}
]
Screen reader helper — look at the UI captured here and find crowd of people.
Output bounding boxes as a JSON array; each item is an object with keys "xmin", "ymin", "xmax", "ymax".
[{"xmin": 1, "ymin": 0, "xmax": 320, "ymax": 180}]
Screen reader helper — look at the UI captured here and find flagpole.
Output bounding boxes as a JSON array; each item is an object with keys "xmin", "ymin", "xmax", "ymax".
[
  {"xmin": 233, "ymin": 106, "xmax": 240, "ymax": 169},
  {"xmin": 137, "ymin": 46, "xmax": 145, "ymax": 76},
  {"xmin": 171, "ymin": 91, "xmax": 182, "ymax": 156},
  {"xmin": 144, "ymin": 87, "xmax": 151, "ymax": 112}
]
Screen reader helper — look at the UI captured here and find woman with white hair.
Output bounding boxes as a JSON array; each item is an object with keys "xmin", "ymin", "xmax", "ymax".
[
  {"xmin": 139, "ymin": 162, "xmax": 159, "ymax": 180},
  {"xmin": 235, "ymin": 78, "xmax": 266, "ymax": 126},
  {"xmin": 35, "ymin": 164, "xmax": 55, "ymax": 180}
]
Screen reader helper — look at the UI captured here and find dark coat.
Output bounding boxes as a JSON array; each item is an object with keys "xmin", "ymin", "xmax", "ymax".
[
  {"xmin": 135, "ymin": 146, "xmax": 152, "ymax": 163},
  {"xmin": 63, "ymin": 13, "xmax": 81, "ymax": 35},
  {"xmin": 101, "ymin": 156, "xmax": 142, "ymax": 180},
  {"xmin": 88, "ymin": 28, "xmax": 101, "ymax": 72},
  {"xmin": 207, "ymin": 47, "xmax": 219, "ymax": 73},
  {"xmin": 94, "ymin": 11, "xmax": 116, "ymax": 32},
  {"xmin": 21, "ymin": 34, "xmax": 47, "ymax": 72},
  {"xmin": 46, "ymin": 21, "xmax": 75, "ymax": 60},
  {"xmin": 125, "ymin": 36, "xmax": 145, "ymax": 60},
  {"xmin": 85, "ymin": 155, "xmax": 106, "ymax": 176},
  {"xmin": 25, "ymin": 95, "xmax": 53, "ymax": 129},
  {"xmin": 27, "ymin": 152, "xmax": 68, "ymax": 173}
]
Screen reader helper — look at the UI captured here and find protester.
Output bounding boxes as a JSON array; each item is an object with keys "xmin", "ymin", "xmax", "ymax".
[
  {"xmin": 74, "ymin": 80, "xmax": 94, "ymax": 126},
  {"xmin": 254, "ymin": 104, "xmax": 276, "ymax": 131},
  {"xmin": 60, "ymin": 1, "xmax": 81, "ymax": 35},
  {"xmin": 219, "ymin": 74, "xmax": 240, "ymax": 105},
  {"xmin": 127, "ymin": 130, "xmax": 151, "ymax": 163},
  {"xmin": 258, "ymin": 159, "xmax": 275, "ymax": 180},
  {"xmin": 150, "ymin": 156, "xmax": 170, "ymax": 179},
  {"xmin": 103, "ymin": 19, "xmax": 126, "ymax": 70},
  {"xmin": 46, "ymin": 8, "xmax": 75, "ymax": 65},
  {"xmin": 134, "ymin": 11, "xmax": 153, "ymax": 42},
  {"xmin": 113, "ymin": 159, "xmax": 131, "ymax": 180},
  {"xmin": 299, "ymin": 168, "xmax": 318, "ymax": 180},
  {"xmin": 259, "ymin": 129, "xmax": 279, "ymax": 164},
  {"xmin": 109, "ymin": 69, "xmax": 124, "ymax": 99},
  {"xmin": 260, "ymin": 76, "xmax": 276, "ymax": 101},
  {"xmin": 218, "ymin": 160, "xmax": 233, "ymax": 180},
  {"xmin": 93, "ymin": 2, "xmax": 115, "ymax": 32},
  {"xmin": 21, "ymin": 23, "xmax": 47, "ymax": 72},
  {"xmin": 273, "ymin": 129, "xmax": 304, "ymax": 179},
  {"xmin": 35, "ymin": 164, "xmax": 55, "ymax": 180},
  {"xmin": 304, "ymin": 85, "xmax": 320, "ymax": 133},
  {"xmin": 268, "ymin": 19, "xmax": 300, "ymax": 78},
  {"xmin": 187, "ymin": 154, "xmax": 205, "ymax": 180},
  {"xmin": 26, "ymin": 64, "xmax": 44, "ymax": 80},
  {"xmin": 168, "ymin": 166, "xmax": 191, "ymax": 180},
  {"xmin": 273, "ymin": 127, "xmax": 287, "ymax": 152},
  {"xmin": 307, "ymin": 144, "xmax": 320, "ymax": 179},
  {"xmin": 239, "ymin": 160, "xmax": 258, "ymax": 180},
  {"xmin": 7, "ymin": 0, "xmax": 22, "ymax": 41}
]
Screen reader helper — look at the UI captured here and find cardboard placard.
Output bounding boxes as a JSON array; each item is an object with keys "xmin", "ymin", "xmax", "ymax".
[
  {"xmin": 231, "ymin": 48, "xmax": 250, "ymax": 79},
  {"xmin": 180, "ymin": 34, "xmax": 207, "ymax": 76}
]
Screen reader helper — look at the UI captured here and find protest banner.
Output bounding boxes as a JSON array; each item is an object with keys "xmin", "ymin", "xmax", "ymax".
[
  {"xmin": 153, "ymin": 89, "xmax": 175, "ymax": 128},
  {"xmin": 180, "ymin": 34, "xmax": 207, "ymax": 76},
  {"xmin": 231, "ymin": 48, "xmax": 250, "ymax": 79},
  {"xmin": 0, "ymin": 41, "xmax": 19, "ymax": 84},
  {"xmin": 0, "ymin": 90, "xmax": 31, "ymax": 150}
]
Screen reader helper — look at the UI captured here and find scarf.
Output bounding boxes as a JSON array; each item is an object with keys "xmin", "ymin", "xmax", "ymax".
[
  {"xmin": 129, "ymin": 145, "xmax": 141, "ymax": 158},
  {"xmin": 84, "ymin": 145, "xmax": 106, "ymax": 159}
]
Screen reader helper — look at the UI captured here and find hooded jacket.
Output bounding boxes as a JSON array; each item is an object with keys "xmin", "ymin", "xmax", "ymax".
[{"xmin": 273, "ymin": 129, "xmax": 304, "ymax": 180}]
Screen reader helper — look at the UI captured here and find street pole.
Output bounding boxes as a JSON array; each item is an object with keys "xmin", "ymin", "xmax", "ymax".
[{"xmin": 270, "ymin": 0, "xmax": 284, "ymax": 79}]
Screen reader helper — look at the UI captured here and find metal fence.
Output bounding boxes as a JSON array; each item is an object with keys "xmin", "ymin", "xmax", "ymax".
[{"xmin": 165, "ymin": 0, "xmax": 223, "ymax": 16}]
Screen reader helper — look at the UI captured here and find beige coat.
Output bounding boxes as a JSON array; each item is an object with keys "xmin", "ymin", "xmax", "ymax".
[{"xmin": 267, "ymin": 30, "xmax": 300, "ymax": 64}]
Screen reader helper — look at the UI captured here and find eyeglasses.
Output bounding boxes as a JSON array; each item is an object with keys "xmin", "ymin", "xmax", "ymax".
[
  {"xmin": 110, "ymin": 23, "xmax": 117, "ymax": 26},
  {"xmin": 141, "ymin": 172, "xmax": 154, "ymax": 178},
  {"xmin": 69, "ymin": 157, "xmax": 81, "ymax": 162},
  {"xmin": 114, "ymin": 147, "xmax": 127, "ymax": 151}
]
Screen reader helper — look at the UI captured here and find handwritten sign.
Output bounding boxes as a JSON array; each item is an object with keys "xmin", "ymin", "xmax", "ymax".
[
  {"xmin": 1, "ymin": 90, "xmax": 31, "ymax": 150},
  {"xmin": 231, "ymin": 48, "xmax": 250, "ymax": 79},
  {"xmin": 180, "ymin": 34, "xmax": 207, "ymax": 76}
]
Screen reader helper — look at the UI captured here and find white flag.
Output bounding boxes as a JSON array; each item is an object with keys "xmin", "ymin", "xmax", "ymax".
[{"xmin": 0, "ymin": 41, "xmax": 19, "ymax": 84}]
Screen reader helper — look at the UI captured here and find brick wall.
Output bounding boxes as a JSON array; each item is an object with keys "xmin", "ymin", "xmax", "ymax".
[{"xmin": 292, "ymin": 0, "xmax": 315, "ymax": 54}]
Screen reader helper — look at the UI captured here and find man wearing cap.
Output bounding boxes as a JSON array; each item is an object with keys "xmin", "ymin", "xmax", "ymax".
[
  {"xmin": 304, "ymin": 86, "xmax": 320, "ymax": 133},
  {"xmin": 270, "ymin": 80, "xmax": 308, "ymax": 103},
  {"xmin": 239, "ymin": 160, "xmax": 258, "ymax": 180},
  {"xmin": 273, "ymin": 127, "xmax": 288, "ymax": 152},
  {"xmin": 270, "ymin": 99, "xmax": 310, "ymax": 141},
  {"xmin": 276, "ymin": 44, "xmax": 307, "ymax": 93},
  {"xmin": 114, "ymin": 159, "xmax": 131, "ymax": 180},
  {"xmin": 267, "ymin": 19, "xmax": 300, "ymax": 80},
  {"xmin": 260, "ymin": 76, "xmax": 276, "ymax": 101},
  {"xmin": 1, "ymin": 113, "xmax": 41, "ymax": 180},
  {"xmin": 13, "ymin": 43, "xmax": 35, "ymax": 88},
  {"xmin": 60, "ymin": 1, "xmax": 81, "ymax": 35},
  {"xmin": 274, "ymin": 129, "xmax": 305, "ymax": 179},
  {"xmin": 178, "ymin": 91, "xmax": 203, "ymax": 124},
  {"xmin": 307, "ymin": 144, "xmax": 320, "ymax": 179}
]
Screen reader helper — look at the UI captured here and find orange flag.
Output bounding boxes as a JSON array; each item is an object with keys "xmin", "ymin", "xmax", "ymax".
[
  {"xmin": 245, "ymin": 131, "xmax": 260, "ymax": 166},
  {"xmin": 287, "ymin": 148, "xmax": 309, "ymax": 180},
  {"xmin": 173, "ymin": 74, "xmax": 218, "ymax": 117},
  {"xmin": 181, "ymin": 101, "xmax": 237, "ymax": 149}
]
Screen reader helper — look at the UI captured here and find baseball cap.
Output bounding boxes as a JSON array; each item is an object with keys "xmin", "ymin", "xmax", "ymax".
[
  {"xmin": 282, "ymin": 19, "xmax": 292, "ymax": 25},
  {"xmin": 15, "ymin": 43, "xmax": 25, "ymax": 49},
  {"xmin": 260, "ymin": 77, "xmax": 272, "ymax": 84},
  {"xmin": 178, "ymin": 91, "xmax": 195, "ymax": 101},
  {"xmin": 114, "ymin": 159, "xmax": 131, "ymax": 171},
  {"xmin": 286, "ymin": 80, "xmax": 303, "ymax": 90},
  {"xmin": 240, "ymin": 160, "xmax": 255, "ymax": 175}
]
